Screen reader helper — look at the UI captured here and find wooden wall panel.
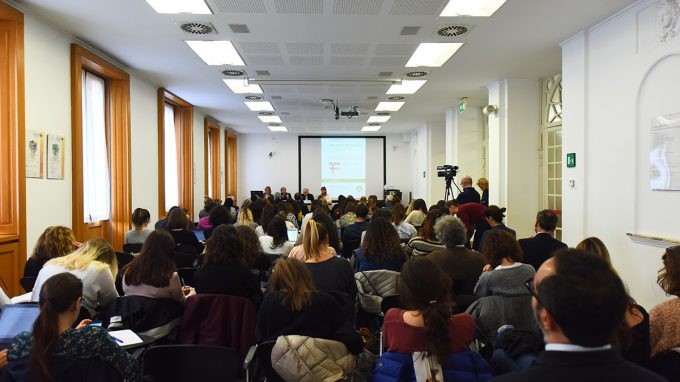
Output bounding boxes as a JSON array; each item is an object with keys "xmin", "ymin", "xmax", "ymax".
[{"xmin": 0, "ymin": 241, "xmax": 20, "ymax": 297}]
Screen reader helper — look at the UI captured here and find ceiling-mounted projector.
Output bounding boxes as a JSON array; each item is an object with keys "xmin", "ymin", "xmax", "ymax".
[{"xmin": 322, "ymin": 99, "xmax": 359, "ymax": 120}]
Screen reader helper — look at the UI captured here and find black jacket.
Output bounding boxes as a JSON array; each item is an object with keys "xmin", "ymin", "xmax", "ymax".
[
  {"xmin": 456, "ymin": 187, "xmax": 481, "ymax": 205},
  {"xmin": 518, "ymin": 233, "xmax": 567, "ymax": 270}
]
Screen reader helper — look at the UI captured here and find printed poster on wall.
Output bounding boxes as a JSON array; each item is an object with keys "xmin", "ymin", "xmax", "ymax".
[
  {"xmin": 650, "ymin": 112, "xmax": 680, "ymax": 190},
  {"xmin": 26, "ymin": 130, "xmax": 44, "ymax": 178},
  {"xmin": 46, "ymin": 134, "xmax": 65, "ymax": 180}
]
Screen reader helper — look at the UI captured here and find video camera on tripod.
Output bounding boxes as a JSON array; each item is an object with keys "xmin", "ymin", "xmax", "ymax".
[{"xmin": 437, "ymin": 165, "xmax": 461, "ymax": 201}]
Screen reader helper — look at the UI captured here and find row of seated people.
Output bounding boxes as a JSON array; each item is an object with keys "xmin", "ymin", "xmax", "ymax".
[{"xmin": 3, "ymin": 198, "xmax": 680, "ymax": 381}]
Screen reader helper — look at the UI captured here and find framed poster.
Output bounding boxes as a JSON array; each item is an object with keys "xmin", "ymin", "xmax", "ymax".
[
  {"xmin": 650, "ymin": 112, "xmax": 680, "ymax": 190},
  {"xmin": 26, "ymin": 130, "xmax": 44, "ymax": 178},
  {"xmin": 46, "ymin": 134, "xmax": 65, "ymax": 180}
]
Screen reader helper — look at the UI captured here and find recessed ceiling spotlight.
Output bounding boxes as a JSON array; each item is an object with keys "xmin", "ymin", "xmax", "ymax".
[
  {"xmin": 437, "ymin": 25, "xmax": 469, "ymax": 37},
  {"xmin": 222, "ymin": 69, "xmax": 245, "ymax": 77},
  {"xmin": 406, "ymin": 71, "xmax": 428, "ymax": 78},
  {"xmin": 405, "ymin": 43, "xmax": 463, "ymax": 67},
  {"xmin": 440, "ymin": 0, "xmax": 508, "ymax": 17},
  {"xmin": 245, "ymin": 95, "xmax": 262, "ymax": 101},
  {"xmin": 187, "ymin": 41, "xmax": 245, "ymax": 66},
  {"xmin": 386, "ymin": 80, "xmax": 427, "ymax": 95},
  {"xmin": 258, "ymin": 111, "xmax": 274, "ymax": 116},
  {"xmin": 388, "ymin": 96, "xmax": 405, "ymax": 101},
  {"xmin": 144, "ymin": 0, "xmax": 212, "ymax": 14}
]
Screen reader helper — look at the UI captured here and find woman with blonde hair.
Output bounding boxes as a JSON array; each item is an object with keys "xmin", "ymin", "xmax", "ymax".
[
  {"xmin": 24, "ymin": 226, "xmax": 78, "ymax": 278},
  {"xmin": 236, "ymin": 201, "xmax": 257, "ymax": 228},
  {"xmin": 576, "ymin": 237, "xmax": 614, "ymax": 272},
  {"xmin": 31, "ymin": 238, "xmax": 118, "ymax": 316}
]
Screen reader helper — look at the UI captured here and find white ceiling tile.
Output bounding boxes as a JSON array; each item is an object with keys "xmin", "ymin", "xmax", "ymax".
[
  {"xmin": 209, "ymin": 0, "xmax": 266, "ymax": 13},
  {"xmin": 330, "ymin": 56, "xmax": 365, "ymax": 65},
  {"xmin": 333, "ymin": 0, "xmax": 383, "ymax": 15},
  {"xmin": 331, "ymin": 43, "xmax": 370, "ymax": 55},
  {"xmin": 238, "ymin": 42, "xmax": 280, "ymax": 55},
  {"xmin": 370, "ymin": 56, "xmax": 408, "ymax": 66},
  {"xmin": 274, "ymin": 0, "xmax": 323, "ymax": 14},
  {"xmin": 289, "ymin": 55, "xmax": 324, "ymax": 65},
  {"xmin": 286, "ymin": 42, "xmax": 324, "ymax": 55},
  {"xmin": 390, "ymin": 0, "xmax": 447, "ymax": 16},
  {"xmin": 245, "ymin": 55, "xmax": 285, "ymax": 65},
  {"xmin": 374, "ymin": 43, "xmax": 417, "ymax": 55}
]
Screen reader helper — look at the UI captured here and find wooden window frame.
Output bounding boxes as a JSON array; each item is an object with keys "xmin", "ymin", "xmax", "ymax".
[
  {"xmin": 71, "ymin": 44, "xmax": 131, "ymax": 251},
  {"xmin": 0, "ymin": 2, "xmax": 26, "ymax": 296},
  {"xmin": 225, "ymin": 131, "xmax": 237, "ymax": 200},
  {"xmin": 204, "ymin": 118, "xmax": 221, "ymax": 200},
  {"xmin": 157, "ymin": 89, "xmax": 193, "ymax": 217}
]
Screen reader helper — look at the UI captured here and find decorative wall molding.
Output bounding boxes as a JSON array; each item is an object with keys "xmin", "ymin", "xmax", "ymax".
[{"xmin": 656, "ymin": 0, "xmax": 680, "ymax": 42}]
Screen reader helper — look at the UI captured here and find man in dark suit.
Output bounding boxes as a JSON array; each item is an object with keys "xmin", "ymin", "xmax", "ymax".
[
  {"xmin": 456, "ymin": 175, "xmax": 481, "ymax": 205},
  {"xmin": 491, "ymin": 250, "xmax": 665, "ymax": 382},
  {"xmin": 518, "ymin": 210, "xmax": 567, "ymax": 270},
  {"xmin": 340, "ymin": 204, "xmax": 368, "ymax": 258},
  {"xmin": 301, "ymin": 188, "xmax": 314, "ymax": 201},
  {"xmin": 279, "ymin": 186, "xmax": 292, "ymax": 201}
]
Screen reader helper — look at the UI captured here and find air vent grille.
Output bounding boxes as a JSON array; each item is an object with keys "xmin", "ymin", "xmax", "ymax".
[
  {"xmin": 222, "ymin": 69, "xmax": 245, "ymax": 76},
  {"xmin": 255, "ymin": 70, "xmax": 271, "ymax": 75},
  {"xmin": 377, "ymin": 112, "xmax": 390, "ymax": 116},
  {"xmin": 369, "ymin": 123, "xmax": 381, "ymax": 126},
  {"xmin": 245, "ymin": 95, "xmax": 262, "ymax": 100},
  {"xmin": 406, "ymin": 71, "xmax": 428, "ymax": 78},
  {"xmin": 437, "ymin": 25, "xmax": 469, "ymax": 37},
  {"xmin": 258, "ymin": 111, "xmax": 275, "ymax": 116},
  {"xmin": 180, "ymin": 22, "xmax": 216, "ymax": 35},
  {"xmin": 388, "ymin": 96, "xmax": 405, "ymax": 101}
]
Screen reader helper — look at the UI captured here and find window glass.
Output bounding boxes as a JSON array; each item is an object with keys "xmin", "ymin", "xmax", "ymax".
[
  {"xmin": 164, "ymin": 104, "xmax": 179, "ymax": 211},
  {"xmin": 82, "ymin": 70, "xmax": 110, "ymax": 222}
]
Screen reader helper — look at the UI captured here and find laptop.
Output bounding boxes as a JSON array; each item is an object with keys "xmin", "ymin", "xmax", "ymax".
[
  {"xmin": 193, "ymin": 230, "xmax": 206, "ymax": 241},
  {"xmin": 0, "ymin": 304, "xmax": 41, "ymax": 348},
  {"xmin": 287, "ymin": 228, "xmax": 299, "ymax": 242}
]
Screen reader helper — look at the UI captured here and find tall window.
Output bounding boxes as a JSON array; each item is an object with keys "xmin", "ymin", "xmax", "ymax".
[
  {"xmin": 71, "ymin": 44, "xmax": 131, "ymax": 250},
  {"xmin": 204, "ymin": 118, "xmax": 220, "ymax": 200},
  {"xmin": 225, "ymin": 131, "xmax": 237, "ymax": 200},
  {"xmin": 82, "ymin": 71, "xmax": 110, "ymax": 222},
  {"xmin": 164, "ymin": 103, "xmax": 179, "ymax": 211},
  {"xmin": 541, "ymin": 74, "xmax": 563, "ymax": 240},
  {"xmin": 158, "ymin": 89, "xmax": 193, "ymax": 217}
]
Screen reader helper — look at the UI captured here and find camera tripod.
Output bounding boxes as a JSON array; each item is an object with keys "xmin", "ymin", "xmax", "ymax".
[{"xmin": 444, "ymin": 176, "xmax": 462, "ymax": 202}]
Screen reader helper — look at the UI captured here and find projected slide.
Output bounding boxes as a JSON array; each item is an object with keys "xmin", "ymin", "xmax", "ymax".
[{"xmin": 321, "ymin": 138, "xmax": 366, "ymax": 196}]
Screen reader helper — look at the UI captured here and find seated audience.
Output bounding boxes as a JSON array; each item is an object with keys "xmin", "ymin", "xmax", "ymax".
[
  {"xmin": 478, "ymin": 205, "xmax": 515, "ymax": 252},
  {"xmin": 6, "ymin": 273, "xmax": 138, "ymax": 381},
  {"xmin": 235, "ymin": 225, "xmax": 272, "ymax": 272},
  {"xmin": 24, "ymin": 226, "xmax": 77, "ymax": 278},
  {"xmin": 197, "ymin": 202, "xmax": 217, "ymax": 230},
  {"xmin": 337, "ymin": 202, "xmax": 357, "ymax": 228},
  {"xmin": 255, "ymin": 204, "xmax": 277, "ymax": 237},
  {"xmin": 298, "ymin": 220, "xmax": 356, "ymax": 300},
  {"xmin": 193, "ymin": 225, "xmax": 262, "ymax": 303},
  {"xmin": 650, "ymin": 245, "xmax": 680, "ymax": 357},
  {"xmin": 456, "ymin": 175, "xmax": 481, "ymax": 205},
  {"xmin": 256, "ymin": 257, "xmax": 362, "ymax": 354},
  {"xmin": 367, "ymin": 195, "xmax": 378, "ymax": 217},
  {"xmin": 493, "ymin": 250, "xmax": 666, "ymax": 382},
  {"xmin": 392, "ymin": 203, "xmax": 417, "ymax": 241},
  {"xmin": 313, "ymin": 212, "xmax": 343, "ymax": 255},
  {"xmin": 341, "ymin": 204, "xmax": 369, "ymax": 257},
  {"xmin": 475, "ymin": 231, "xmax": 535, "ymax": 298},
  {"xmin": 125, "ymin": 208, "xmax": 151, "ymax": 244},
  {"xmin": 259, "ymin": 216, "xmax": 295, "ymax": 256},
  {"xmin": 154, "ymin": 206, "xmax": 177, "ymax": 229},
  {"xmin": 165, "ymin": 207, "xmax": 204, "ymax": 253},
  {"xmin": 382, "ymin": 257, "xmax": 475, "ymax": 366},
  {"xmin": 404, "ymin": 199, "xmax": 428, "ymax": 226},
  {"xmin": 355, "ymin": 217, "xmax": 407, "ymax": 272},
  {"xmin": 276, "ymin": 201, "xmax": 298, "ymax": 229},
  {"xmin": 290, "ymin": 214, "xmax": 339, "ymax": 259},
  {"xmin": 428, "ymin": 216, "xmax": 485, "ymax": 296},
  {"xmin": 223, "ymin": 198, "xmax": 237, "ymax": 223},
  {"xmin": 518, "ymin": 210, "xmax": 566, "ymax": 270},
  {"xmin": 406, "ymin": 209, "xmax": 446, "ymax": 257},
  {"xmin": 198, "ymin": 196, "xmax": 212, "ymax": 218},
  {"xmin": 122, "ymin": 229, "xmax": 193, "ymax": 302},
  {"xmin": 447, "ymin": 200, "xmax": 487, "ymax": 245},
  {"xmin": 32, "ymin": 238, "xmax": 118, "ymax": 316},
  {"xmin": 235, "ymin": 202, "xmax": 257, "ymax": 228}
]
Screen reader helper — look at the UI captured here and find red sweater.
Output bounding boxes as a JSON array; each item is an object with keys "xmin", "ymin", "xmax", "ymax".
[
  {"xmin": 457, "ymin": 203, "xmax": 487, "ymax": 234},
  {"xmin": 382, "ymin": 308, "xmax": 475, "ymax": 354}
]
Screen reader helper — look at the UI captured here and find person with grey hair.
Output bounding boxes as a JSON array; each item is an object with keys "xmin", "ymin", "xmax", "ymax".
[{"xmin": 428, "ymin": 216, "xmax": 486, "ymax": 297}]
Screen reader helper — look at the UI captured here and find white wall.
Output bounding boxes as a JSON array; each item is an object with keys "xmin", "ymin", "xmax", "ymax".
[
  {"xmin": 446, "ymin": 107, "xmax": 484, "ymax": 191},
  {"xmin": 237, "ymin": 133, "xmax": 414, "ymax": 205},
  {"xmin": 561, "ymin": 0, "xmax": 677, "ymax": 308}
]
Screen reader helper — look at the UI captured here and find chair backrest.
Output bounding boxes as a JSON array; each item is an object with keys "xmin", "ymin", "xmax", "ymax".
[
  {"xmin": 122, "ymin": 243, "xmax": 142, "ymax": 254},
  {"xmin": 19, "ymin": 277, "xmax": 37, "ymax": 293},
  {"xmin": 465, "ymin": 295, "xmax": 537, "ymax": 343},
  {"xmin": 2, "ymin": 356, "xmax": 122, "ymax": 382},
  {"xmin": 174, "ymin": 252, "xmax": 195, "ymax": 268},
  {"xmin": 373, "ymin": 351, "xmax": 492, "ymax": 382},
  {"xmin": 354, "ymin": 270, "xmax": 400, "ymax": 315},
  {"xmin": 115, "ymin": 252, "xmax": 134, "ymax": 271},
  {"xmin": 178, "ymin": 294, "xmax": 257, "ymax": 361},
  {"xmin": 176, "ymin": 244, "xmax": 201, "ymax": 258},
  {"xmin": 141, "ymin": 345, "xmax": 240, "ymax": 382},
  {"xmin": 93, "ymin": 295, "xmax": 184, "ymax": 339}
]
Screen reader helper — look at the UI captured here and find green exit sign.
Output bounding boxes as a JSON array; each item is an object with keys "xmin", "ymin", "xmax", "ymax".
[
  {"xmin": 458, "ymin": 98, "xmax": 467, "ymax": 113},
  {"xmin": 566, "ymin": 153, "xmax": 576, "ymax": 168}
]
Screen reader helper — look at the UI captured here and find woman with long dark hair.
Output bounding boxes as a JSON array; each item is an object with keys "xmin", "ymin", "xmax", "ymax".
[
  {"xmin": 404, "ymin": 199, "xmax": 428, "ymax": 226},
  {"xmin": 259, "ymin": 216, "xmax": 294, "ymax": 256},
  {"xmin": 382, "ymin": 257, "xmax": 474, "ymax": 366},
  {"xmin": 392, "ymin": 203, "xmax": 417, "ymax": 241},
  {"xmin": 122, "ymin": 229, "xmax": 194, "ymax": 301},
  {"xmin": 355, "ymin": 217, "xmax": 406, "ymax": 272},
  {"xmin": 6, "ymin": 273, "xmax": 138, "ymax": 381},
  {"xmin": 255, "ymin": 203, "xmax": 277, "ymax": 237},
  {"xmin": 165, "ymin": 207, "xmax": 204, "ymax": 252}
]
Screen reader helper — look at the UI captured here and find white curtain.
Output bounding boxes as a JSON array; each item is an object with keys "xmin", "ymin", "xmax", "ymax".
[
  {"xmin": 82, "ymin": 70, "xmax": 111, "ymax": 223},
  {"xmin": 164, "ymin": 104, "xmax": 180, "ymax": 211}
]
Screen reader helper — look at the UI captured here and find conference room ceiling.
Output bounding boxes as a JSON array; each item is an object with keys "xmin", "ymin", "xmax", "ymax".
[{"xmin": 16, "ymin": 0, "xmax": 635, "ymax": 134}]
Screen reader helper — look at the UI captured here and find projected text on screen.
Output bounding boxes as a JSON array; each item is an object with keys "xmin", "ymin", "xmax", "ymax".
[{"xmin": 321, "ymin": 138, "xmax": 366, "ymax": 196}]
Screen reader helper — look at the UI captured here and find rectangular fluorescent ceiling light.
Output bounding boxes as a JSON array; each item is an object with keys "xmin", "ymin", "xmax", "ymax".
[
  {"xmin": 244, "ymin": 101, "xmax": 274, "ymax": 111},
  {"xmin": 186, "ymin": 41, "xmax": 245, "ymax": 66},
  {"xmin": 223, "ymin": 79, "xmax": 263, "ymax": 94},
  {"xmin": 145, "ymin": 0, "xmax": 212, "ymax": 14},
  {"xmin": 362, "ymin": 125, "xmax": 381, "ymax": 132},
  {"xmin": 440, "ymin": 0, "xmax": 507, "ymax": 17},
  {"xmin": 386, "ymin": 80, "xmax": 427, "ymax": 95},
  {"xmin": 406, "ymin": 43, "xmax": 463, "ymax": 67},
  {"xmin": 258, "ymin": 116, "xmax": 282, "ymax": 123},
  {"xmin": 375, "ymin": 102, "xmax": 405, "ymax": 111},
  {"xmin": 367, "ymin": 116, "xmax": 391, "ymax": 123},
  {"xmin": 268, "ymin": 125, "xmax": 288, "ymax": 132}
]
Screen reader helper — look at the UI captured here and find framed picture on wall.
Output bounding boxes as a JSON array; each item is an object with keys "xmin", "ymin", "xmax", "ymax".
[
  {"xmin": 26, "ymin": 130, "xmax": 44, "ymax": 178},
  {"xmin": 46, "ymin": 134, "xmax": 65, "ymax": 180}
]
